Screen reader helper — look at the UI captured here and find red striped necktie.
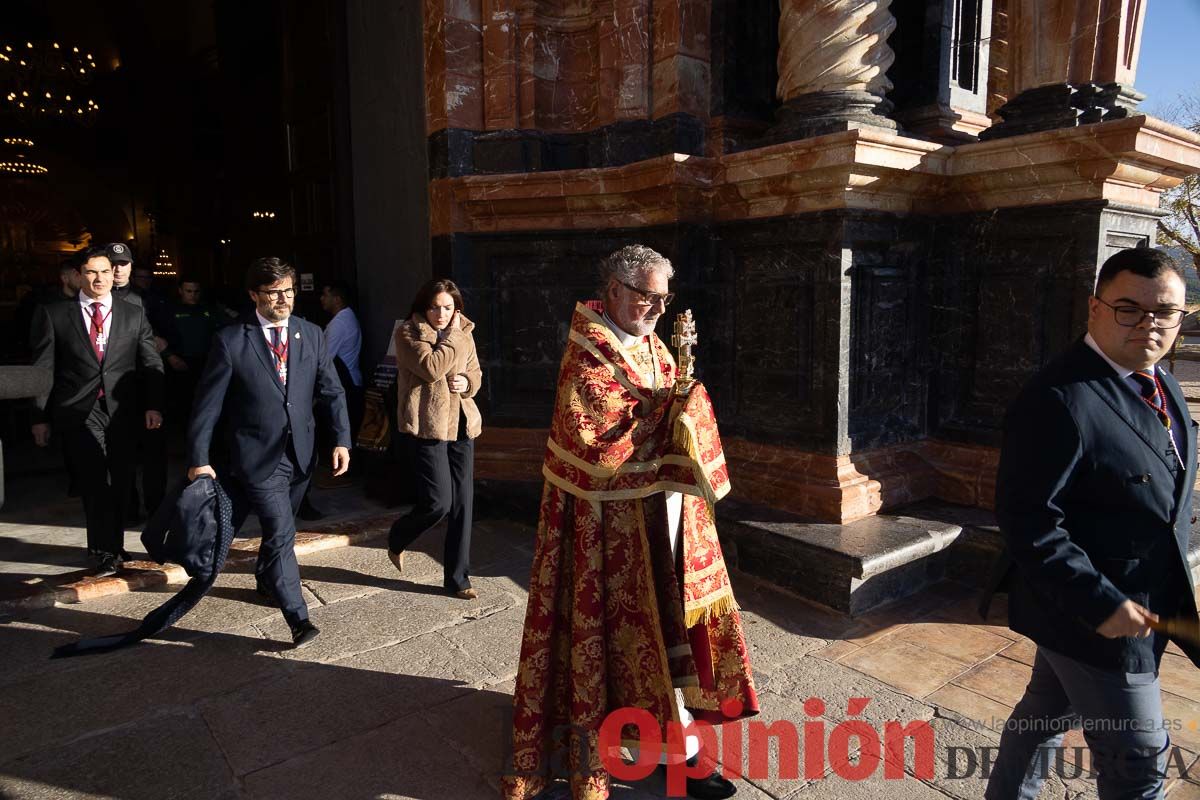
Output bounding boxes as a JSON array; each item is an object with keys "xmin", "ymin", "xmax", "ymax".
[
  {"xmin": 1132, "ymin": 369, "xmax": 1170, "ymax": 430},
  {"xmin": 89, "ymin": 302, "xmax": 105, "ymax": 362},
  {"xmin": 269, "ymin": 326, "xmax": 288, "ymax": 385}
]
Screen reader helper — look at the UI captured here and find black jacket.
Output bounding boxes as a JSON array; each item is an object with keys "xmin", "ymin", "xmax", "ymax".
[
  {"xmin": 30, "ymin": 294, "xmax": 164, "ymax": 430},
  {"xmin": 993, "ymin": 338, "xmax": 1200, "ymax": 672},
  {"xmin": 53, "ymin": 476, "xmax": 235, "ymax": 658},
  {"xmin": 187, "ymin": 314, "xmax": 350, "ymax": 483},
  {"xmin": 142, "ymin": 476, "xmax": 232, "ymax": 580}
]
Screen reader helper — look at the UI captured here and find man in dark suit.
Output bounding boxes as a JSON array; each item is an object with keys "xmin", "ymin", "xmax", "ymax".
[
  {"xmin": 986, "ymin": 247, "xmax": 1200, "ymax": 799},
  {"xmin": 186, "ymin": 257, "xmax": 350, "ymax": 648},
  {"xmin": 30, "ymin": 246, "xmax": 164, "ymax": 576},
  {"xmin": 106, "ymin": 242, "xmax": 169, "ymax": 521}
]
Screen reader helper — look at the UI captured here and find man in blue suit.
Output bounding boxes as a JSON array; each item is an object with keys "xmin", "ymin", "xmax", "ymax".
[
  {"xmin": 986, "ymin": 247, "xmax": 1200, "ymax": 799},
  {"xmin": 186, "ymin": 257, "xmax": 350, "ymax": 648}
]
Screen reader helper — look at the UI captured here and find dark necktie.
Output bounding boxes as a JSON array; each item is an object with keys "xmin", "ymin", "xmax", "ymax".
[
  {"xmin": 269, "ymin": 326, "xmax": 288, "ymax": 385},
  {"xmin": 89, "ymin": 302, "xmax": 105, "ymax": 362},
  {"xmin": 1132, "ymin": 369, "xmax": 1170, "ymax": 430},
  {"xmin": 90, "ymin": 302, "xmax": 106, "ymax": 399},
  {"xmin": 1132, "ymin": 369, "xmax": 1182, "ymax": 470}
]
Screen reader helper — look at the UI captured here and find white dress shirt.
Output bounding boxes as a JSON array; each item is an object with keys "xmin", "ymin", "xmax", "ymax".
[
  {"xmin": 255, "ymin": 310, "xmax": 289, "ymax": 341},
  {"xmin": 256, "ymin": 310, "xmax": 290, "ymax": 380},
  {"xmin": 1083, "ymin": 332, "xmax": 1136, "ymax": 378}
]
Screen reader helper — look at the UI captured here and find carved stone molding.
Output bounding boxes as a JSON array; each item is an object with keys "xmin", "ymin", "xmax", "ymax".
[
  {"xmin": 430, "ymin": 116, "xmax": 1200, "ymax": 235},
  {"xmin": 771, "ymin": 0, "xmax": 898, "ymax": 140}
]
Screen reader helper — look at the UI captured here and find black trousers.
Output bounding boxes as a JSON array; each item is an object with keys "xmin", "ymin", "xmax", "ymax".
[
  {"xmin": 228, "ymin": 447, "xmax": 311, "ymax": 627},
  {"xmin": 130, "ymin": 423, "xmax": 167, "ymax": 516},
  {"xmin": 65, "ymin": 400, "xmax": 133, "ymax": 558},
  {"xmin": 388, "ymin": 415, "xmax": 474, "ymax": 592}
]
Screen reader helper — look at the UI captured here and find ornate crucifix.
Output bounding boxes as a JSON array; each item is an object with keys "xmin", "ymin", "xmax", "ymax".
[{"xmin": 672, "ymin": 309, "xmax": 697, "ymax": 397}]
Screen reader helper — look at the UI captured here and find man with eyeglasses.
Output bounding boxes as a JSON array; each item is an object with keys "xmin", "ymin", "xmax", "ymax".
[
  {"xmin": 985, "ymin": 247, "xmax": 1200, "ymax": 799},
  {"xmin": 504, "ymin": 245, "xmax": 757, "ymax": 800},
  {"xmin": 186, "ymin": 257, "xmax": 351, "ymax": 649}
]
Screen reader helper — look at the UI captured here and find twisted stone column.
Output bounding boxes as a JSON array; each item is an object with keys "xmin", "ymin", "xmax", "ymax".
[{"xmin": 773, "ymin": 0, "xmax": 898, "ymax": 139}]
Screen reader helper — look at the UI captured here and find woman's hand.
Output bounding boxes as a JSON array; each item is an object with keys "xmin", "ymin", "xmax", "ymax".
[{"xmin": 448, "ymin": 374, "xmax": 469, "ymax": 393}]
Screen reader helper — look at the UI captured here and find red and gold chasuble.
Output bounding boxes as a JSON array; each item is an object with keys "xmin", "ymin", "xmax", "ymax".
[{"xmin": 503, "ymin": 302, "xmax": 758, "ymax": 800}]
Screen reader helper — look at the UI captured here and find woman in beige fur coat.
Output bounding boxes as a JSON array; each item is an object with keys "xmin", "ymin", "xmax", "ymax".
[{"xmin": 387, "ymin": 279, "xmax": 483, "ymax": 599}]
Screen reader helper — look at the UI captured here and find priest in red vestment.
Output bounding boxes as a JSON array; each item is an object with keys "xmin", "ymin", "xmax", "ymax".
[{"xmin": 503, "ymin": 245, "xmax": 759, "ymax": 800}]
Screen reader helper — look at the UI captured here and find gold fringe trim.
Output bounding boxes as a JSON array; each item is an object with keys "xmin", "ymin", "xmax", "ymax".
[
  {"xmin": 672, "ymin": 410, "xmax": 726, "ymax": 506},
  {"xmin": 683, "ymin": 592, "xmax": 739, "ymax": 628}
]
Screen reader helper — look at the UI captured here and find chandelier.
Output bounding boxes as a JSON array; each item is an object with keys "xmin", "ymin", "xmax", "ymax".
[
  {"xmin": 154, "ymin": 249, "xmax": 176, "ymax": 277},
  {"xmin": 0, "ymin": 41, "xmax": 101, "ymax": 125},
  {"xmin": 0, "ymin": 136, "xmax": 47, "ymax": 176}
]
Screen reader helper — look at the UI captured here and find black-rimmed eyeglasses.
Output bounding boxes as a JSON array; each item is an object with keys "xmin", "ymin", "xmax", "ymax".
[
  {"xmin": 255, "ymin": 287, "xmax": 296, "ymax": 301},
  {"xmin": 1094, "ymin": 296, "xmax": 1185, "ymax": 328},
  {"xmin": 618, "ymin": 279, "xmax": 675, "ymax": 308}
]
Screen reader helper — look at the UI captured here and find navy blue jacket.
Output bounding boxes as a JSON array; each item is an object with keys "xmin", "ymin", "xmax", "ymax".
[
  {"xmin": 995, "ymin": 337, "xmax": 1200, "ymax": 672},
  {"xmin": 141, "ymin": 476, "xmax": 232, "ymax": 581},
  {"xmin": 187, "ymin": 314, "xmax": 350, "ymax": 484}
]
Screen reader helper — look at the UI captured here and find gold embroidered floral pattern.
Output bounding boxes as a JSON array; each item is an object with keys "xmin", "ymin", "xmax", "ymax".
[{"xmin": 503, "ymin": 302, "xmax": 758, "ymax": 800}]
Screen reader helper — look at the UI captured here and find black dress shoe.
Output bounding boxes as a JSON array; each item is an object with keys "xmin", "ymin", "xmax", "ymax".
[
  {"xmin": 686, "ymin": 771, "xmax": 736, "ymax": 799},
  {"xmin": 289, "ymin": 620, "xmax": 319, "ymax": 648},
  {"xmin": 664, "ymin": 756, "xmax": 736, "ymax": 800},
  {"xmin": 90, "ymin": 553, "xmax": 120, "ymax": 579}
]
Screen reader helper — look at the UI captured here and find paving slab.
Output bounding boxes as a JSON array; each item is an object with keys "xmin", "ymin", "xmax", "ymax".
[
  {"xmin": 951, "ymin": 655, "xmax": 1034, "ymax": 709},
  {"xmin": 199, "ymin": 628, "xmax": 489, "ymax": 777},
  {"xmin": 838, "ymin": 637, "xmax": 974, "ymax": 700},
  {"xmin": 0, "ymin": 709, "xmax": 237, "ymax": 800},
  {"xmin": 777, "ymin": 654, "xmax": 936, "ymax": 729},
  {"xmin": 253, "ymin": 573, "xmax": 521, "ymax": 665},
  {"xmin": 438, "ymin": 602, "xmax": 528, "ymax": 684},
  {"xmin": 0, "ymin": 627, "xmax": 282, "ymax": 764},
  {"xmin": 239, "ymin": 708, "xmax": 500, "ymax": 800}
]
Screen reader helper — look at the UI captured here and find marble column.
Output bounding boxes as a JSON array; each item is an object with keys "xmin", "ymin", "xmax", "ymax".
[
  {"xmin": 771, "ymin": 0, "xmax": 899, "ymax": 140},
  {"xmin": 982, "ymin": 0, "xmax": 1146, "ymax": 139},
  {"xmin": 986, "ymin": 0, "xmax": 1010, "ymax": 117}
]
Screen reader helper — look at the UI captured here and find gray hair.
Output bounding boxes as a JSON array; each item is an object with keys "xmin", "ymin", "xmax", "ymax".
[{"xmin": 597, "ymin": 244, "xmax": 674, "ymax": 297}]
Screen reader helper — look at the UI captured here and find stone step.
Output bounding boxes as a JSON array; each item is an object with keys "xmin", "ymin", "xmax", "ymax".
[
  {"xmin": 473, "ymin": 480, "xmax": 1200, "ymax": 618},
  {"xmin": 720, "ymin": 495, "xmax": 1200, "ymax": 617}
]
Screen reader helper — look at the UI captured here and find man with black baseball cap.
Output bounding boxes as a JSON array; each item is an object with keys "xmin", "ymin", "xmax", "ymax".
[
  {"xmin": 105, "ymin": 242, "xmax": 166, "ymax": 519},
  {"xmin": 105, "ymin": 243, "xmax": 142, "ymax": 307}
]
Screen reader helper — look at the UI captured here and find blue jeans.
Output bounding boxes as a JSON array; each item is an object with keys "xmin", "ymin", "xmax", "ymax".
[{"xmin": 986, "ymin": 647, "xmax": 1169, "ymax": 800}]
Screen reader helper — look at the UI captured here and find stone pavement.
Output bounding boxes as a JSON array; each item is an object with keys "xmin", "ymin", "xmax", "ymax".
[
  {"xmin": 4, "ymin": 506, "xmax": 1200, "ymax": 799},
  {"xmin": 0, "ymin": 466, "xmax": 389, "ymax": 613}
]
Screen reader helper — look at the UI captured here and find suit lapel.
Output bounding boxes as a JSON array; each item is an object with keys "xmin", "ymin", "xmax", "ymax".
[
  {"xmin": 245, "ymin": 323, "xmax": 285, "ymax": 396},
  {"xmin": 289, "ymin": 321, "xmax": 303, "ymax": 387},
  {"xmin": 1079, "ymin": 345, "xmax": 1175, "ymax": 473},
  {"xmin": 108, "ymin": 299, "xmax": 129, "ymax": 349},
  {"xmin": 1159, "ymin": 367, "xmax": 1196, "ymax": 522},
  {"xmin": 71, "ymin": 297, "xmax": 96, "ymax": 359}
]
